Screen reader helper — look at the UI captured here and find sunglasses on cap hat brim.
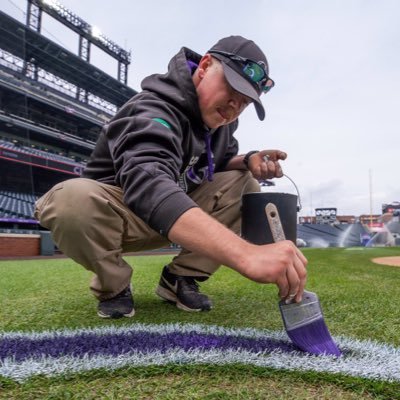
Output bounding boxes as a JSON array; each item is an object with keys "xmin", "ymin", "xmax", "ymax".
[{"xmin": 208, "ymin": 50, "xmax": 275, "ymax": 94}]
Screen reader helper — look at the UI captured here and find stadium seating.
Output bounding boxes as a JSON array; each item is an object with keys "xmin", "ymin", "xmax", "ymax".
[
  {"xmin": 0, "ymin": 186, "xmax": 393, "ymax": 248},
  {"xmin": 0, "ymin": 138, "xmax": 85, "ymax": 166},
  {"xmin": 0, "ymin": 189, "xmax": 39, "ymax": 220},
  {"xmin": 297, "ymin": 222, "xmax": 370, "ymax": 248}
]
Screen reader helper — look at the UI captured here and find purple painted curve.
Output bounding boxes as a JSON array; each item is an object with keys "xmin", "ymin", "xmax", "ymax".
[{"xmin": 0, "ymin": 330, "xmax": 296, "ymax": 362}]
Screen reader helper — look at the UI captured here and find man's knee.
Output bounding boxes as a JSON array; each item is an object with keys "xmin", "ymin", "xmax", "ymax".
[
  {"xmin": 215, "ymin": 170, "xmax": 260, "ymax": 198},
  {"xmin": 36, "ymin": 178, "xmax": 101, "ymax": 229},
  {"xmin": 241, "ymin": 171, "xmax": 261, "ymax": 194}
]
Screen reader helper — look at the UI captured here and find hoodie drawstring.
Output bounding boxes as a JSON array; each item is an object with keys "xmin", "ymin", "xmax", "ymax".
[{"xmin": 204, "ymin": 132, "xmax": 214, "ymax": 182}]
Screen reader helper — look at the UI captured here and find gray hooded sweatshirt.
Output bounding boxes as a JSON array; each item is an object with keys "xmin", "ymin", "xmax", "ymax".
[{"xmin": 82, "ymin": 47, "xmax": 239, "ymax": 237}]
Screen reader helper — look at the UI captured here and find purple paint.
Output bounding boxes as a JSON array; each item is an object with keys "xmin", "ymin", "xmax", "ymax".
[
  {"xmin": 279, "ymin": 291, "xmax": 342, "ymax": 357},
  {"xmin": 287, "ymin": 319, "xmax": 342, "ymax": 356},
  {"xmin": 0, "ymin": 331, "xmax": 297, "ymax": 362}
]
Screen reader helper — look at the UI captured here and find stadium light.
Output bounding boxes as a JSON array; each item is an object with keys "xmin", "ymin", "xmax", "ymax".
[
  {"xmin": 91, "ymin": 26, "xmax": 102, "ymax": 39},
  {"xmin": 41, "ymin": 0, "xmax": 58, "ymax": 9}
]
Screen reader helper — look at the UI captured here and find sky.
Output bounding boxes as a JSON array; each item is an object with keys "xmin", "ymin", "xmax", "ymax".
[{"xmin": 2, "ymin": 0, "xmax": 400, "ymax": 217}]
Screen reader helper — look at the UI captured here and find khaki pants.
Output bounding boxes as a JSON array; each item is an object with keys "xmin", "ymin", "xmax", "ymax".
[{"xmin": 34, "ymin": 171, "xmax": 259, "ymax": 300}]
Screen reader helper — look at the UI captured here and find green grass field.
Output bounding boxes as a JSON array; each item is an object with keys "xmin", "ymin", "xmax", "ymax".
[{"xmin": 1, "ymin": 247, "xmax": 399, "ymax": 399}]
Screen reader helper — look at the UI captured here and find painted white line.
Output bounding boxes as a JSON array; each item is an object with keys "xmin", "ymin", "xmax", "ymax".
[{"xmin": 1, "ymin": 323, "xmax": 399, "ymax": 383}]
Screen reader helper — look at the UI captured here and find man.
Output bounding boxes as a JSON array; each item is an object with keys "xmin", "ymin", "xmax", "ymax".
[{"xmin": 35, "ymin": 35, "xmax": 307, "ymax": 319}]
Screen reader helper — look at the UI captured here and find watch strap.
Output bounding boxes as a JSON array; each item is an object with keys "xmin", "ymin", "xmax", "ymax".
[{"xmin": 243, "ymin": 150, "xmax": 259, "ymax": 168}]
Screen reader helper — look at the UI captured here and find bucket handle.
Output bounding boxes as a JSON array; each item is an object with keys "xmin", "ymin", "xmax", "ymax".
[
  {"xmin": 282, "ymin": 174, "xmax": 303, "ymax": 212},
  {"xmin": 241, "ymin": 173, "xmax": 303, "ymax": 212}
]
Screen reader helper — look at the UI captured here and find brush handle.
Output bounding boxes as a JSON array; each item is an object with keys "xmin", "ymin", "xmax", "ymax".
[{"xmin": 265, "ymin": 203, "xmax": 286, "ymax": 242}]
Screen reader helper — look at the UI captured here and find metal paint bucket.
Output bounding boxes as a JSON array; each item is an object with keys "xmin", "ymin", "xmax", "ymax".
[{"xmin": 241, "ymin": 180, "xmax": 300, "ymax": 244}]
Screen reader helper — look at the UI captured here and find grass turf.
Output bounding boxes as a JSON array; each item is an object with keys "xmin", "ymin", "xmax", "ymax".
[{"xmin": 0, "ymin": 247, "xmax": 399, "ymax": 399}]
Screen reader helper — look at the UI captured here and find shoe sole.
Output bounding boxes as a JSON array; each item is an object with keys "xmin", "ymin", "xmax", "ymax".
[
  {"xmin": 155, "ymin": 285, "xmax": 202, "ymax": 312},
  {"xmin": 97, "ymin": 308, "xmax": 136, "ymax": 319}
]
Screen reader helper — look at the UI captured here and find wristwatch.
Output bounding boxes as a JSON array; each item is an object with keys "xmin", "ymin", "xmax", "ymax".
[{"xmin": 243, "ymin": 150, "xmax": 259, "ymax": 169}]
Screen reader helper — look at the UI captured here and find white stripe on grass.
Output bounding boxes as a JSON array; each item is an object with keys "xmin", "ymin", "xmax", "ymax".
[
  {"xmin": 1, "ymin": 323, "xmax": 399, "ymax": 383},
  {"xmin": 0, "ymin": 323, "xmax": 288, "ymax": 341}
]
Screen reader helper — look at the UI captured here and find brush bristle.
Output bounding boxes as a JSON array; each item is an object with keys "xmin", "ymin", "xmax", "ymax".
[{"xmin": 287, "ymin": 317, "xmax": 342, "ymax": 356}]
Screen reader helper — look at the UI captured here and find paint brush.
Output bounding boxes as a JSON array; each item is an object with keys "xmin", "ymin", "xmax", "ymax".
[{"xmin": 265, "ymin": 202, "xmax": 341, "ymax": 356}]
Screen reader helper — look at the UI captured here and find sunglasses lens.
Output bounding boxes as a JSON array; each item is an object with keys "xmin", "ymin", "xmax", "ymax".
[
  {"xmin": 262, "ymin": 79, "xmax": 275, "ymax": 93},
  {"xmin": 242, "ymin": 62, "xmax": 265, "ymax": 84}
]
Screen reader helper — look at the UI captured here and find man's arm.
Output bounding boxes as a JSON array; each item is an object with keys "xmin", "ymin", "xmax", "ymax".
[{"xmin": 168, "ymin": 207, "xmax": 307, "ymax": 303}]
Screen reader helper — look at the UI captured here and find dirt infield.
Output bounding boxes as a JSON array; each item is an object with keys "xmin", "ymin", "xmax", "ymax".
[{"xmin": 371, "ymin": 256, "xmax": 400, "ymax": 267}]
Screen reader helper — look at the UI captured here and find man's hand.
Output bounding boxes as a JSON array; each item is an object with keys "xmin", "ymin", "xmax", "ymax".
[
  {"xmin": 239, "ymin": 240, "xmax": 307, "ymax": 304},
  {"xmin": 169, "ymin": 208, "xmax": 307, "ymax": 304},
  {"xmin": 248, "ymin": 150, "xmax": 287, "ymax": 180}
]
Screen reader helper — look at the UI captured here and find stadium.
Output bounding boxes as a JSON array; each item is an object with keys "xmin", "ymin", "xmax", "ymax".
[
  {"xmin": 0, "ymin": 0, "xmax": 136, "ymax": 256},
  {"xmin": 0, "ymin": 2, "xmax": 399, "ymax": 399},
  {"xmin": 1, "ymin": 0, "xmax": 400, "ymax": 258}
]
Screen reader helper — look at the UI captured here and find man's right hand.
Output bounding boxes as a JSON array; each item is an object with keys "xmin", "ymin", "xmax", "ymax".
[
  {"xmin": 237, "ymin": 240, "xmax": 307, "ymax": 304},
  {"xmin": 168, "ymin": 207, "xmax": 308, "ymax": 303}
]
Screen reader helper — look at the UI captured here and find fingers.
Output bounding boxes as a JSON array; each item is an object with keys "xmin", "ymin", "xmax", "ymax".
[
  {"xmin": 287, "ymin": 265, "xmax": 301, "ymax": 303},
  {"xmin": 248, "ymin": 150, "xmax": 286, "ymax": 180},
  {"xmin": 293, "ymin": 252, "xmax": 307, "ymax": 302},
  {"xmin": 246, "ymin": 241, "xmax": 307, "ymax": 303},
  {"xmin": 262, "ymin": 153, "xmax": 284, "ymax": 179},
  {"xmin": 295, "ymin": 247, "xmax": 308, "ymax": 266},
  {"xmin": 277, "ymin": 246, "xmax": 307, "ymax": 304},
  {"xmin": 266, "ymin": 160, "xmax": 283, "ymax": 179},
  {"xmin": 276, "ymin": 276, "xmax": 289, "ymax": 300},
  {"xmin": 274, "ymin": 151, "xmax": 287, "ymax": 161},
  {"xmin": 276, "ymin": 270, "xmax": 296, "ymax": 302},
  {"xmin": 257, "ymin": 158, "xmax": 283, "ymax": 179},
  {"xmin": 260, "ymin": 149, "xmax": 287, "ymax": 161},
  {"xmin": 278, "ymin": 263, "xmax": 300, "ymax": 304}
]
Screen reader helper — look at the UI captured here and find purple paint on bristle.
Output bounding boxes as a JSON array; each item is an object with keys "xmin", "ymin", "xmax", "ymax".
[{"xmin": 287, "ymin": 318, "xmax": 342, "ymax": 356}]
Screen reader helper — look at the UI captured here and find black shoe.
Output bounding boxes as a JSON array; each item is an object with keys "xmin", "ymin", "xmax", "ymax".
[
  {"xmin": 155, "ymin": 266, "xmax": 212, "ymax": 312},
  {"xmin": 97, "ymin": 285, "xmax": 135, "ymax": 319}
]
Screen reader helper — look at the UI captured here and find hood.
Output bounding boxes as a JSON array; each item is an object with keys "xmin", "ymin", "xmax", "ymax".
[{"xmin": 141, "ymin": 47, "xmax": 204, "ymax": 128}]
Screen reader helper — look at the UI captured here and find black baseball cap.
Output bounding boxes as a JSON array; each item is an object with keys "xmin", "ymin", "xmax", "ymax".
[{"xmin": 207, "ymin": 35, "xmax": 274, "ymax": 121}]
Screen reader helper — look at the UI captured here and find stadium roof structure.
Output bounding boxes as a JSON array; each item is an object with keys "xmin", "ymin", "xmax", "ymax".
[
  {"xmin": 0, "ymin": 10, "xmax": 137, "ymax": 108},
  {"xmin": 30, "ymin": 0, "xmax": 131, "ymax": 65}
]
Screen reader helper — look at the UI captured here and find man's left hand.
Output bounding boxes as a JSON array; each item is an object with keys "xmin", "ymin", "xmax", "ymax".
[{"xmin": 247, "ymin": 150, "xmax": 287, "ymax": 180}]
